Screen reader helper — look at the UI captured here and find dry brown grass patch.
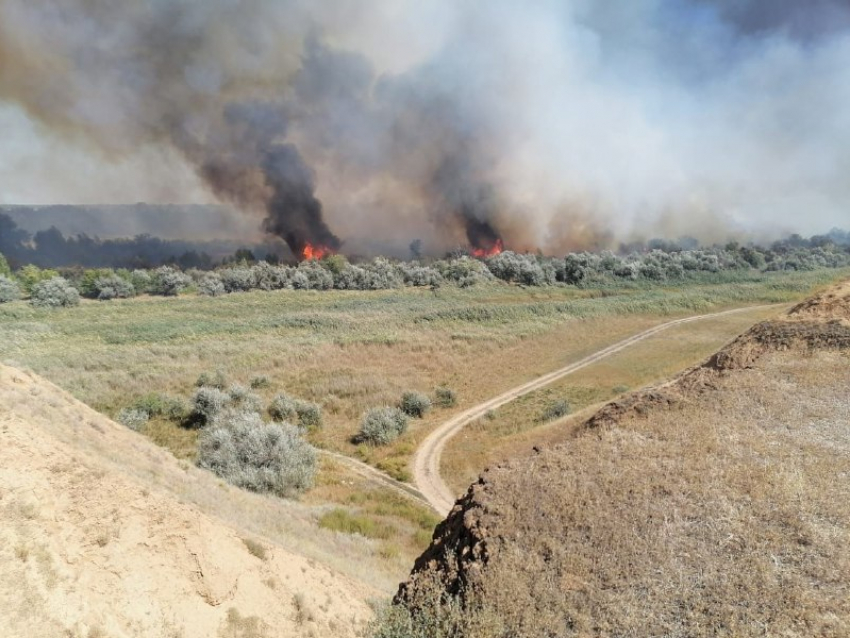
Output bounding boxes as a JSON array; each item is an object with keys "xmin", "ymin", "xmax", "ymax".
[{"xmin": 398, "ymin": 287, "xmax": 850, "ymax": 636}]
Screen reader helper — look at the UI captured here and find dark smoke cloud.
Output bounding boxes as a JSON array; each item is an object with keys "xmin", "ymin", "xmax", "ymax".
[
  {"xmin": 1, "ymin": 0, "xmax": 849, "ymax": 255},
  {"xmin": 261, "ymin": 143, "xmax": 341, "ymax": 253},
  {"xmin": 706, "ymin": 0, "xmax": 850, "ymax": 39}
]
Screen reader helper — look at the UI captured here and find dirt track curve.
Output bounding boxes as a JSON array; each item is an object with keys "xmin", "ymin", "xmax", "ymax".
[
  {"xmin": 320, "ymin": 449, "xmax": 432, "ymax": 508},
  {"xmin": 413, "ymin": 304, "xmax": 781, "ymax": 515}
]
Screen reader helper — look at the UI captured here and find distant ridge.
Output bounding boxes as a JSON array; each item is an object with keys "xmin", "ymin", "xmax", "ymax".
[{"xmin": 2, "ymin": 203, "xmax": 258, "ymax": 240}]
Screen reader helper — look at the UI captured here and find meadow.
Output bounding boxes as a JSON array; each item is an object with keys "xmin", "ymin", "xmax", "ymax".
[{"xmin": 1, "ymin": 267, "xmax": 847, "ymax": 573}]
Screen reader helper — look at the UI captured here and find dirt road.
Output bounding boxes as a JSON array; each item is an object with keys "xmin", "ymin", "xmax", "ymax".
[
  {"xmin": 413, "ymin": 304, "xmax": 781, "ymax": 515},
  {"xmin": 320, "ymin": 449, "xmax": 432, "ymax": 508}
]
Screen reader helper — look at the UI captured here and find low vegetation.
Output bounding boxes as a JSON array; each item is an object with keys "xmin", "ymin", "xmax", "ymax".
[
  {"xmin": 539, "ymin": 398, "xmax": 571, "ymax": 422},
  {"xmin": 441, "ymin": 303, "xmax": 786, "ymax": 493},
  {"xmin": 2, "ymin": 257, "xmax": 848, "ymax": 588},
  {"xmin": 0, "ymin": 275, "xmax": 20, "ymax": 303},
  {"xmin": 29, "ymin": 276, "xmax": 80, "ymax": 308},
  {"xmin": 434, "ymin": 387, "xmax": 458, "ymax": 408},
  {"xmin": 269, "ymin": 393, "xmax": 323, "ymax": 428},
  {"xmin": 359, "ymin": 407, "xmax": 409, "ymax": 446},
  {"xmin": 116, "ymin": 408, "xmax": 149, "ymax": 431},
  {"xmin": 197, "ymin": 414, "xmax": 317, "ymax": 498},
  {"xmin": 191, "ymin": 386, "xmax": 232, "ymax": 425},
  {"xmin": 1, "ymin": 229, "xmax": 850, "ymax": 310},
  {"xmin": 318, "ymin": 508, "xmax": 394, "ymax": 540},
  {"xmin": 399, "ymin": 391, "xmax": 432, "ymax": 418},
  {"xmin": 389, "ymin": 289, "xmax": 850, "ymax": 636}
]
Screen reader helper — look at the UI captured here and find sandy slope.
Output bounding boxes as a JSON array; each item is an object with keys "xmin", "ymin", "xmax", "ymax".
[{"xmin": 0, "ymin": 365, "xmax": 376, "ymax": 638}]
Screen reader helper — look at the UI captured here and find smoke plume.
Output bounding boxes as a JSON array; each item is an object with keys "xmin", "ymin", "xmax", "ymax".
[{"xmin": 1, "ymin": 1, "xmax": 849, "ymax": 255}]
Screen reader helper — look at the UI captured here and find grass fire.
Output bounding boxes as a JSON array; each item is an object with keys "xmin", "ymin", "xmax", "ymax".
[{"xmin": 2, "ymin": 2, "xmax": 850, "ymax": 637}]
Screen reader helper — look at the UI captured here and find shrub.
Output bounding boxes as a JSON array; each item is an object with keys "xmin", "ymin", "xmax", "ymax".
[
  {"xmin": 195, "ymin": 370, "xmax": 227, "ymax": 389},
  {"xmin": 296, "ymin": 260, "xmax": 333, "ymax": 290},
  {"xmin": 130, "ymin": 269, "xmax": 152, "ymax": 293},
  {"xmin": 78, "ymin": 268, "xmax": 115, "ymax": 297},
  {"xmin": 250, "ymin": 375, "xmax": 271, "ymax": 389},
  {"xmin": 294, "ymin": 400, "xmax": 322, "ymax": 428},
  {"xmin": 268, "ymin": 393, "xmax": 322, "ymax": 428},
  {"xmin": 436, "ymin": 257, "xmax": 492, "ymax": 287},
  {"xmin": 290, "ymin": 271, "xmax": 311, "ymax": 290},
  {"xmin": 399, "ymin": 263, "xmax": 443, "ymax": 287},
  {"xmin": 486, "ymin": 251, "xmax": 549, "ymax": 286},
  {"xmin": 197, "ymin": 273, "xmax": 225, "ymax": 297},
  {"xmin": 540, "ymin": 399, "xmax": 571, "ymax": 422},
  {"xmin": 268, "ymin": 393, "xmax": 297, "ymax": 421},
  {"xmin": 131, "ymin": 393, "xmax": 189, "ymax": 421},
  {"xmin": 150, "ymin": 266, "xmax": 191, "ymax": 296},
  {"xmin": 196, "ymin": 415, "xmax": 316, "ymax": 498},
  {"xmin": 358, "ymin": 406, "xmax": 409, "ymax": 446},
  {"xmin": 116, "ymin": 408, "xmax": 149, "ymax": 431},
  {"xmin": 399, "ymin": 391, "xmax": 432, "ymax": 418},
  {"xmin": 227, "ymin": 383, "xmax": 249, "ymax": 401},
  {"xmin": 30, "ymin": 276, "xmax": 80, "ymax": 308},
  {"xmin": 227, "ymin": 384, "xmax": 264, "ymax": 413},
  {"xmin": 94, "ymin": 274, "xmax": 135, "ymax": 300},
  {"xmin": 219, "ymin": 266, "xmax": 256, "ymax": 293},
  {"xmin": 191, "ymin": 386, "xmax": 232, "ymax": 425},
  {"xmin": 365, "ymin": 257, "xmax": 404, "ymax": 289},
  {"xmin": 319, "ymin": 253, "xmax": 346, "ymax": 275},
  {"xmin": 251, "ymin": 261, "xmax": 291, "ymax": 290},
  {"xmin": 435, "ymin": 387, "xmax": 458, "ymax": 408},
  {"xmin": 333, "ymin": 264, "xmax": 370, "ymax": 290},
  {"xmin": 0, "ymin": 275, "xmax": 21, "ymax": 303},
  {"xmin": 16, "ymin": 265, "xmax": 60, "ymax": 294},
  {"xmin": 0, "ymin": 252, "xmax": 11, "ymax": 277}
]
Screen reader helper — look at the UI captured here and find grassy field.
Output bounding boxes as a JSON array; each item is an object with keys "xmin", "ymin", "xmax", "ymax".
[
  {"xmin": 440, "ymin": 303, "xmax": 786, "ymax": 493},
  {"xmin": 1, "ymin": 268, "xmax": 847, "ymax": 573},
  {"xmin": 0, "ymin": 269, "xmax": 845, "ymax": 467},
  {"xmin": 389, "ymin": 301, "xmax": 850, "ymax": 635}
]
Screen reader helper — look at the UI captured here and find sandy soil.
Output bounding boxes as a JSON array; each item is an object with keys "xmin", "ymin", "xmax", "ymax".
[{"xmin": 0, "ymin": 364, "xmax": 376, "ymax": 638}]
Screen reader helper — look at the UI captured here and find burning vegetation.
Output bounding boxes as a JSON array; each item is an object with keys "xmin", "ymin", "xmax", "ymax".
[
  {"xmin": 300, "ymin": 243, "xmax": 335, "ymax": 261},
  {"xmin": 470, "ymin": 238, "xmax": 504, "ymax": 259}
]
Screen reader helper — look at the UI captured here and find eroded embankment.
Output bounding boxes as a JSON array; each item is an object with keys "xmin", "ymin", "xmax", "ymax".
[{"xmin": 396, "ymin": 282, "xmax": 850, "ymax": 637}]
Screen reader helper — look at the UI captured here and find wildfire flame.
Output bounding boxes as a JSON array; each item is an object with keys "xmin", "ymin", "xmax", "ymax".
[
  {"xmin": 301, "ymin": 242, "xmax": 333, "ymax": 260},
  {"xmin": 470, "ymin": 238, "xmax": 504, "ymax": 258}
]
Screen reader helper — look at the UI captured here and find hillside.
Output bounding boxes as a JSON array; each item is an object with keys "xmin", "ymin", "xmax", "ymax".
[
  {"xmin": 395, "ymin": 282, "xmax": 850, "ymax": 637},
  {"xmin": 0, "ymin": 364, "xmax": 376, "ymax": 638}
]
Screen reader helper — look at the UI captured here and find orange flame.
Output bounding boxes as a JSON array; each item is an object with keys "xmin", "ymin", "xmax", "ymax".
[
  {"xmin": 471, "ymin": 238, "xmax": 504, "ymax": 258},
  {"xmin": 301, "ymin": 242, "xmax": 333, "ymax": 260}
]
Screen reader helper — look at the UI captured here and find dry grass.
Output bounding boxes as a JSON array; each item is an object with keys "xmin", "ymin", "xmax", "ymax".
[
  {"xmin": 441, "ymin": 303, "xmax": 785, "ymax": 492},
  {"xmin": 308, "ymin": 456, "xmax": 441, "ymax": 573},
  {"xmin": 1, "ymin": 272, "xmax": 840, "ymax": 469},
  {"xmin": 240, "ymin": 537, "xmax": 268, "ymax": 561},
  {"xmin": 0, "ymin": 270, "xmax": 845, "ymax": 592},
  {"xmin": 398, "ymin": 296, "xmax": 850, "ymax": 636}
]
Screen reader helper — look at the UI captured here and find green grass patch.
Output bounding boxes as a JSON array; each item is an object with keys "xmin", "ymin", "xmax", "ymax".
[{"xmin": 318, "ymin": 508, "xmax": 395, "ymax": 540}]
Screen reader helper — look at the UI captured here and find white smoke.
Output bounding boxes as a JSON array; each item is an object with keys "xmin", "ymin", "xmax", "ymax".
[{"xmin": 0, "ymin": 0, "xmax": 848, "ymax": 254}]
